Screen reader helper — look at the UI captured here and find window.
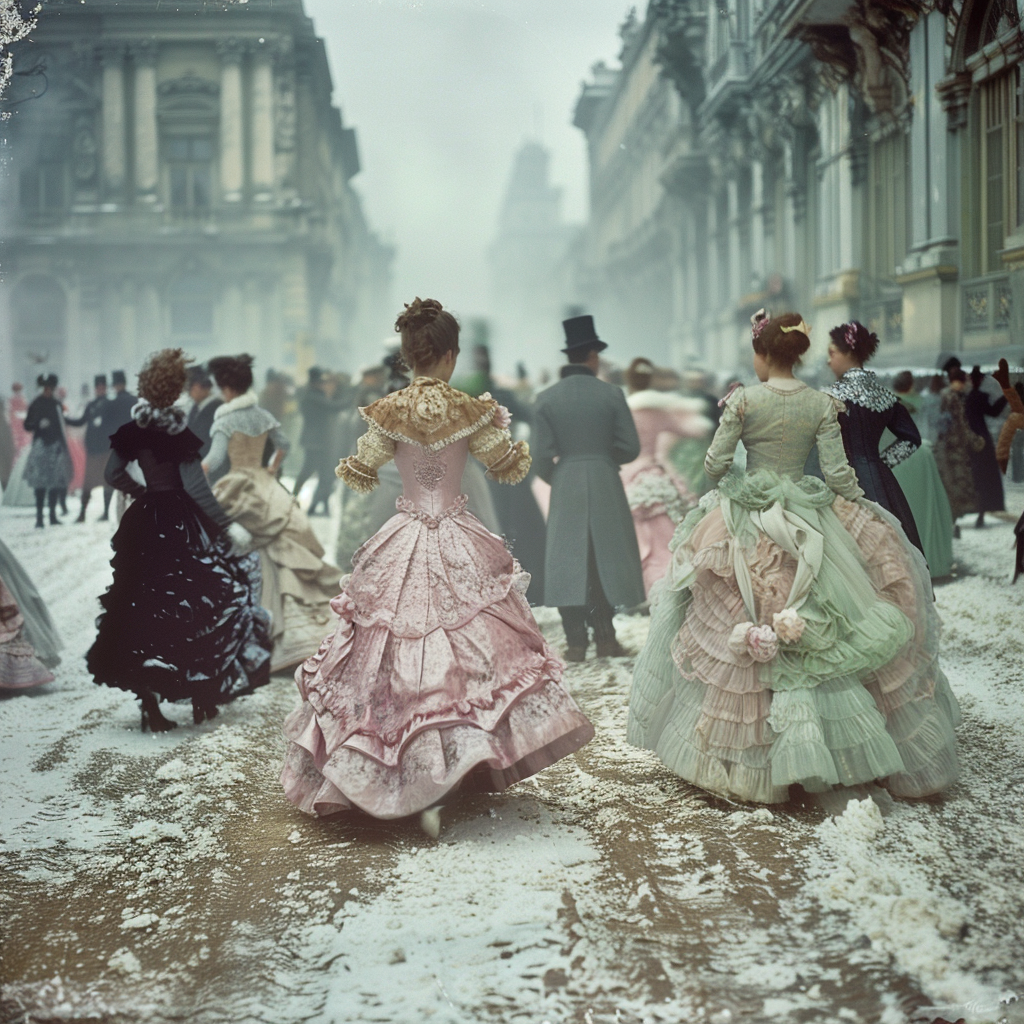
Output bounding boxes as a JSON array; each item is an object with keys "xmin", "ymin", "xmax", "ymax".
[
  {"xmin": 977, "ymin": 69, "xmax": 1018, "ymax": 272},
  {"xmin": 19, "ymin": 162, "xmax": 66, "ymax": 212},
  {"xmin": 866, "ymin": 130, "xmax": 909, "ymax": 282},
  {"xmin": 165, "ymin": 136, "xmax": 213, "ymax": 211}
]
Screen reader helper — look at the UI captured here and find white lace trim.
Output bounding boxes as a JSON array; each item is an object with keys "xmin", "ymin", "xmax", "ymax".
[{"xmin": 131, "ymin": 400, "xmax": 187, "ymax": 434}]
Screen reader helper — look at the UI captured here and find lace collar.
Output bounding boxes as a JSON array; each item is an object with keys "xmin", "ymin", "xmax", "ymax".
[
  {"xmin": 132, "ymin": 400, "xmax": 187, "ymax": 434},
  {"xmin": 213, "ymin": 391, "xmax": 259, "ymax": 420},
  {"xmin": 825, "ymin": 367, "xmax": 896, "ymax": 413}
]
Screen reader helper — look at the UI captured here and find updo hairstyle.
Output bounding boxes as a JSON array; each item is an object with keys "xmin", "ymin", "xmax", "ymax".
[
  {"xmin": 625, "ymin": 357, "xmax": 655, "ymax": 392},
  {"xmin": 752, "ymin": 312, "xmax": 810, "ymax": 369},
  {"xmin": 137, "ymin": 349, "xmax": 189, "ymax": 409},
  {"xmin": 207, "ymin": 354, "xmax": 255, "ymax": 393},
  {"xmin": 394, "ymin": 297, "xmax": 459, "ymax": 372},
  {"xmin": 828, "ymin": 320, "xmax": 880, "ymax": 364}
]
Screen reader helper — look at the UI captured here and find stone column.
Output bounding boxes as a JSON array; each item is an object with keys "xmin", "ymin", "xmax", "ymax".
[
  {"xmin": 727, "ymin": 175, "xmax": 743, "ymax": 368},
  {"xmin": 217, "ymin": 39, "xmax": 245, "ymax": 202},
  {"xmin": 99, "ymin": 42, "xmax": 127, "ymax": 199},
  {"xmin": 250, "ymin": 43, "xmax": 276, "ymax": 200},
  {"xmin": 130, "ymin": 41, "xmax": 159, "ymax": 203},
  {"xmin": 750, "ymin": 158, "xmax": 766, "ymax": 289}
]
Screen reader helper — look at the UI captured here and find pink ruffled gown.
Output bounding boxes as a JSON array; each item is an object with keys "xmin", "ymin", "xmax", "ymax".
[
  {"xmin": 621, "ymin": 392, "xmax": 711, "ymax": 597},
  {"xmin": 281, "ymin": 381, "xmax": 594, "ymax": 819}
]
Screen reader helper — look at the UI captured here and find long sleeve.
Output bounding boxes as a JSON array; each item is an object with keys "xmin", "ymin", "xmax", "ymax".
[
  {"xmin": 204, "ymin": 429, "xmax": 230, "ymax": 476},
  {"xmin": 335, "ymin": 422, "xmax": 396, "ymax": 493},
  {"xmin": 611, "ymin": 391, "xmax": 641, "ymax": 465},
  {"xmin": 180, "ymin": 459, "xmax": 230, "ymax": 530},
  {"xmin": 880, "ymin": 401, "xmax": 921, "ymax": 469},
  {"xmin": 996, "ymin": 386, "xmax": 1024, "ymax": 472},
  {"xmin": 103, "ymin": 449, "xmax": 146, "ymax": 499},
  {"xmin": 815, "ymin": 398, "xmax": 864, "ymax": 500},
  {"xmin": 468, "ymin": 422, "xmax": 531, "ymax": 483},
  {"xmin": 531, "ymin": 403, "xmax": 557, "ymax": 484},
  {"xmin": 704, "ymin": 389, "xmax": 745, "ymax": 482},
  {"xmin": 64, "ymin": 405, "xmax": 89, "ymax": 428}
]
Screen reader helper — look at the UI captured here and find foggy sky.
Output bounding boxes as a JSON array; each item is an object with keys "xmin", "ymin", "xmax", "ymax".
[{"xmin": 304, "ymin": 0, "xmax": 633, "ymax": 361}]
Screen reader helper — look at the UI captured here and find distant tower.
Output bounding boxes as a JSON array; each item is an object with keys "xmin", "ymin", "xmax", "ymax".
[{"xmin": 488, "ymin": 142, "xmax": 577, "ymax": 373}]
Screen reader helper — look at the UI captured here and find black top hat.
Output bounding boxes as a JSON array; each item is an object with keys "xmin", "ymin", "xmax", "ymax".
[
  {"xmin": 561, "ymin": 315, "xmax": 607, "ymax": 355},
  {"xmin": 112, "ymin": 369, "xmax": 127, "ymax": 386},
  {"xmin": 94, "ymin": 374, "xmax": 108, "ymax": 387}
]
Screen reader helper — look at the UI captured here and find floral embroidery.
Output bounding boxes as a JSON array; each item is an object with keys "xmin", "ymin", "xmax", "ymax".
[
  {"xmin": 413, "ymin": 448, "xmax": 448, "ymax": 490},
  {"xmin": 396, "ymin": 493, "xmax": 469, "ymax": 529}
]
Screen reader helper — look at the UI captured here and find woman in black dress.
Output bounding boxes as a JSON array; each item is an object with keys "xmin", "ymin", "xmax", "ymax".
[
  {"xmin": 964, "ymin": 365, "xmax": 1007, "ymax": 528},
  {"xmin": 23, "ymin": 373, "xmax": 73, "ymax": 529},
  {"xmin": 86, "ymin": 349, "xmax": 273, "ymax": 731},
  {"xmin": 825, "ymin": 321, "xmax": 924, "ymax": 554}
]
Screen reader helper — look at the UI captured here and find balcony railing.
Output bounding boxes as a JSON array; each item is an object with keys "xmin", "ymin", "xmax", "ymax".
[{"xmin": 961, "ymin": 274, "xmax": 1012, "ymax": 334}]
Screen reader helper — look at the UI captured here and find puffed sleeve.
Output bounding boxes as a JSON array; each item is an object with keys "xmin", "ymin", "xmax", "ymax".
[
  {"xmin": 880, "ymin": 401, "xmax": 921, "ymax": 469},
  {"xmin": 468, "ymin": 420, "xmax": 531, "ymax": 484},
  {"xmin": 204, "ymin": 427, "xmax": 229, "ymax": 476},
  {"xmin": 704, "ymin": 387, "xmax": 745, "ymax": 482},
  {"xmin": 335, "ymin": 422, "xmax": 396, "ymax": 493},
  {"xmin": 816, "ymin": 397, "xmax": 864, "ymax": 500}
]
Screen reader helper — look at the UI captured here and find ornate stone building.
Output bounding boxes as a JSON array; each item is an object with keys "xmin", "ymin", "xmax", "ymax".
[
  {"xmin": 0, "ymin": 0, "xmax": 392, "ymax": 389},
  {"xmin": 572, "ymin": 0, "xmax": 1024, "ymax": 373}
]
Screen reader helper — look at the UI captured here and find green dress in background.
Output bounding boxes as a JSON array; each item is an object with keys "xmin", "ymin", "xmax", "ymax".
[
  {"xmin": 885, "ymin": 392, "xmax": 955, "ymax": 578},
  {"xmin": 628, "ymin": 379, "xmax": 960, "ymax": 805}
]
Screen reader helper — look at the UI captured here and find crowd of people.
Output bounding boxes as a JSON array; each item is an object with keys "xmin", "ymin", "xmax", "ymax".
[{"xmin": 1, "ymin": 299, "xmax": 1022, "ymax": 832}]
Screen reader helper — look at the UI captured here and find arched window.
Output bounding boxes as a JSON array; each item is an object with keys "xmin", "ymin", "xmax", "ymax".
[{"xmin": 12, "ymin": 275, "xmax": 67, "ymax": 372}]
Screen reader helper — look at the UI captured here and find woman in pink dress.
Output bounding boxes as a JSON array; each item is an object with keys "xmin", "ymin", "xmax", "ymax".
[
  {"xmin": 620, "ymin": 358, "xmax": 711, "ymax": 598},
  {"xmin": 281, "ymin": 298, "xmax": 594, "ymax": 829}
]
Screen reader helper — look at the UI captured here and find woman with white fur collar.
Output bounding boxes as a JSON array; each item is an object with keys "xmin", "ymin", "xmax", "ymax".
[{"xmin": 204, "ymin": 355, "xmax": 340, "ymax": 673}]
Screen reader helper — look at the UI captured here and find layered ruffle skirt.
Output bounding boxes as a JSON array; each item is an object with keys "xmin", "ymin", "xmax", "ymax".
[
  {"xmin": 281, "ymin": 497, "xmax": 594, "ymax": 819},
  {"xmin": 627, "ymin": 470, "xmax": 961, "ymax": 804}
]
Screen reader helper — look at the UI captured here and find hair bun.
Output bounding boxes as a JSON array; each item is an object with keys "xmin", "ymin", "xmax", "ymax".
[{"xmin": 395, "ymin": 297, "xmax": 443, "ymax": 335}]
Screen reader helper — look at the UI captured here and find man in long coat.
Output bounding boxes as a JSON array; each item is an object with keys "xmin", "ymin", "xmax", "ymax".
[
  {"xmin": 185, "ymin": 365, "xmax": 223, "ymax": 458},
  {"xmin": 64, "ymin": 374, "xmax": 116, "ymax": 522},
  {"xmin": 532, "ymin": 315, "xmax": 644, "ymax": 660}
]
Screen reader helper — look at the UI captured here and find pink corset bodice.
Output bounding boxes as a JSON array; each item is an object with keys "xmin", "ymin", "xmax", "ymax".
[{"xmin": 394, "ymin": 438, "xmax": 468, "ymax": 518}]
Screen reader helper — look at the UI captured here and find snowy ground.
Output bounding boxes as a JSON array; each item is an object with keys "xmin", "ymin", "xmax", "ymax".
[{"xmin": 1, "ymin": 483, "xmax": 1023, "ymax": 1024}]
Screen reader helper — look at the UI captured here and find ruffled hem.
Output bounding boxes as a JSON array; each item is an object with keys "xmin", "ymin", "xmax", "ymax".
[
  {"xmin": 0, "ymin": 644, "xmax": 54, "ymax": 690},
  {"xmin": 628, "ymin": 469, "xmax": 960, "ymax": 804},
  {"xmin": 281, "ymin": 681, "xmax": 594, "ymax": 819}
]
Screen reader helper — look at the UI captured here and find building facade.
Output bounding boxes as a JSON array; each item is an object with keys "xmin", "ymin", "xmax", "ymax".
[
  {"xmin": 0, "ymin": 0, "xmax": 392, "ymax": 390},
  {"xmin": 572, "ymin": 0, "xmax": 1024, "ymax": 373}
]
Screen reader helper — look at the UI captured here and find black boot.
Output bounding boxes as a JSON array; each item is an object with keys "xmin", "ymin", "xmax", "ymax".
[
  {"xmin": 34, "ymin": 489, "xmax": 46, "ymax": 529},
  {"xmin": 139, "ymin": 690, "xmax": 177, "ymax": 733},
  {"xmin": 48, "ymin": 490, "xmax": 62, "ymax": 526}
]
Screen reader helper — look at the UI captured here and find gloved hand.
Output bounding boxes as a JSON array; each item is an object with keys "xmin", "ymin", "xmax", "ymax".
[{"xmin": 226, "ymin": 521, "xmax": 254, "ymax": 556}]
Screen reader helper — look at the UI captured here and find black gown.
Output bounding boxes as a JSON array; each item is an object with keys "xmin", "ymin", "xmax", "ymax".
[
  {"xmin": 827, "ymin": 368, "xmax": 924, "ymax": 555},
  {"xmin": 87, "ymin": 421, "xmax": 272, "ymax": 705},
  {"xmin": 964, "ymin": 387, "xmax": 1007, "ymax": 513}
]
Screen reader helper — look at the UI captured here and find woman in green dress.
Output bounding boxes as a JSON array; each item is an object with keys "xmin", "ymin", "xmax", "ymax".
[
  {"xmin": 628, "ymin": 310, "xmax": 960, "ymax": 804},
  {"xmin": 887, "ymin": 372, "xmax": 955, "ymax": 577}
]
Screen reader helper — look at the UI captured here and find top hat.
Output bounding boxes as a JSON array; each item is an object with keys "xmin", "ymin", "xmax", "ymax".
[
  {"xmin": 308, "ymin": 366, "xmax": 324, "ymax": 383},
  {"xmin": 94, "ymin": 374, "xmax": 108, "ymax": 387},
  {"xmin": 561, "ymin": 315, "xmax": 607, "ymax": 355},
  {"xmin": 111, "ymin": 369, "xmax": 127, "ymax": 386}
]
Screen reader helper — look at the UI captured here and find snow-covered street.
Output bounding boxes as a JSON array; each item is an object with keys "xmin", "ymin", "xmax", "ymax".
[{"xmin": 2, "ymin": 490, "xmax": 1023, "ymax": 1024}]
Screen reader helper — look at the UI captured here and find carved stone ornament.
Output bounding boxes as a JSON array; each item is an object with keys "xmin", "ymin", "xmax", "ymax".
[
  {"xmin": 651, "ymin": 0, "xmax": 707, "ymax": 112},
  {"xmin": 72, "ymin": 114, "xmax": 98, "ymax": 182}
]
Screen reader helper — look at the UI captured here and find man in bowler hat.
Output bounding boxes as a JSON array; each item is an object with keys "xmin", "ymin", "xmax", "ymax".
[{"xmin": 532, "ymin": 315, "xmax": 645, "ymax": 660}]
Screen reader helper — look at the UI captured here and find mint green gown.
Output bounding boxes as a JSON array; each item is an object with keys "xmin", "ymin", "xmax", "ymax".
[
  {"xmin": 885, "ymin": 394, "xmax": 955, "ymax": 578},
  {"xmin": 628, "ymin": 380, "xmax": 960, "ymax": 804}
]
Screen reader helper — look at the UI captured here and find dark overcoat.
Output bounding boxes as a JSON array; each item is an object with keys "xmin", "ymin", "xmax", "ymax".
[{"xmin": 532, "ymin": 367, "xmax": 645, "ymax": 608}]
